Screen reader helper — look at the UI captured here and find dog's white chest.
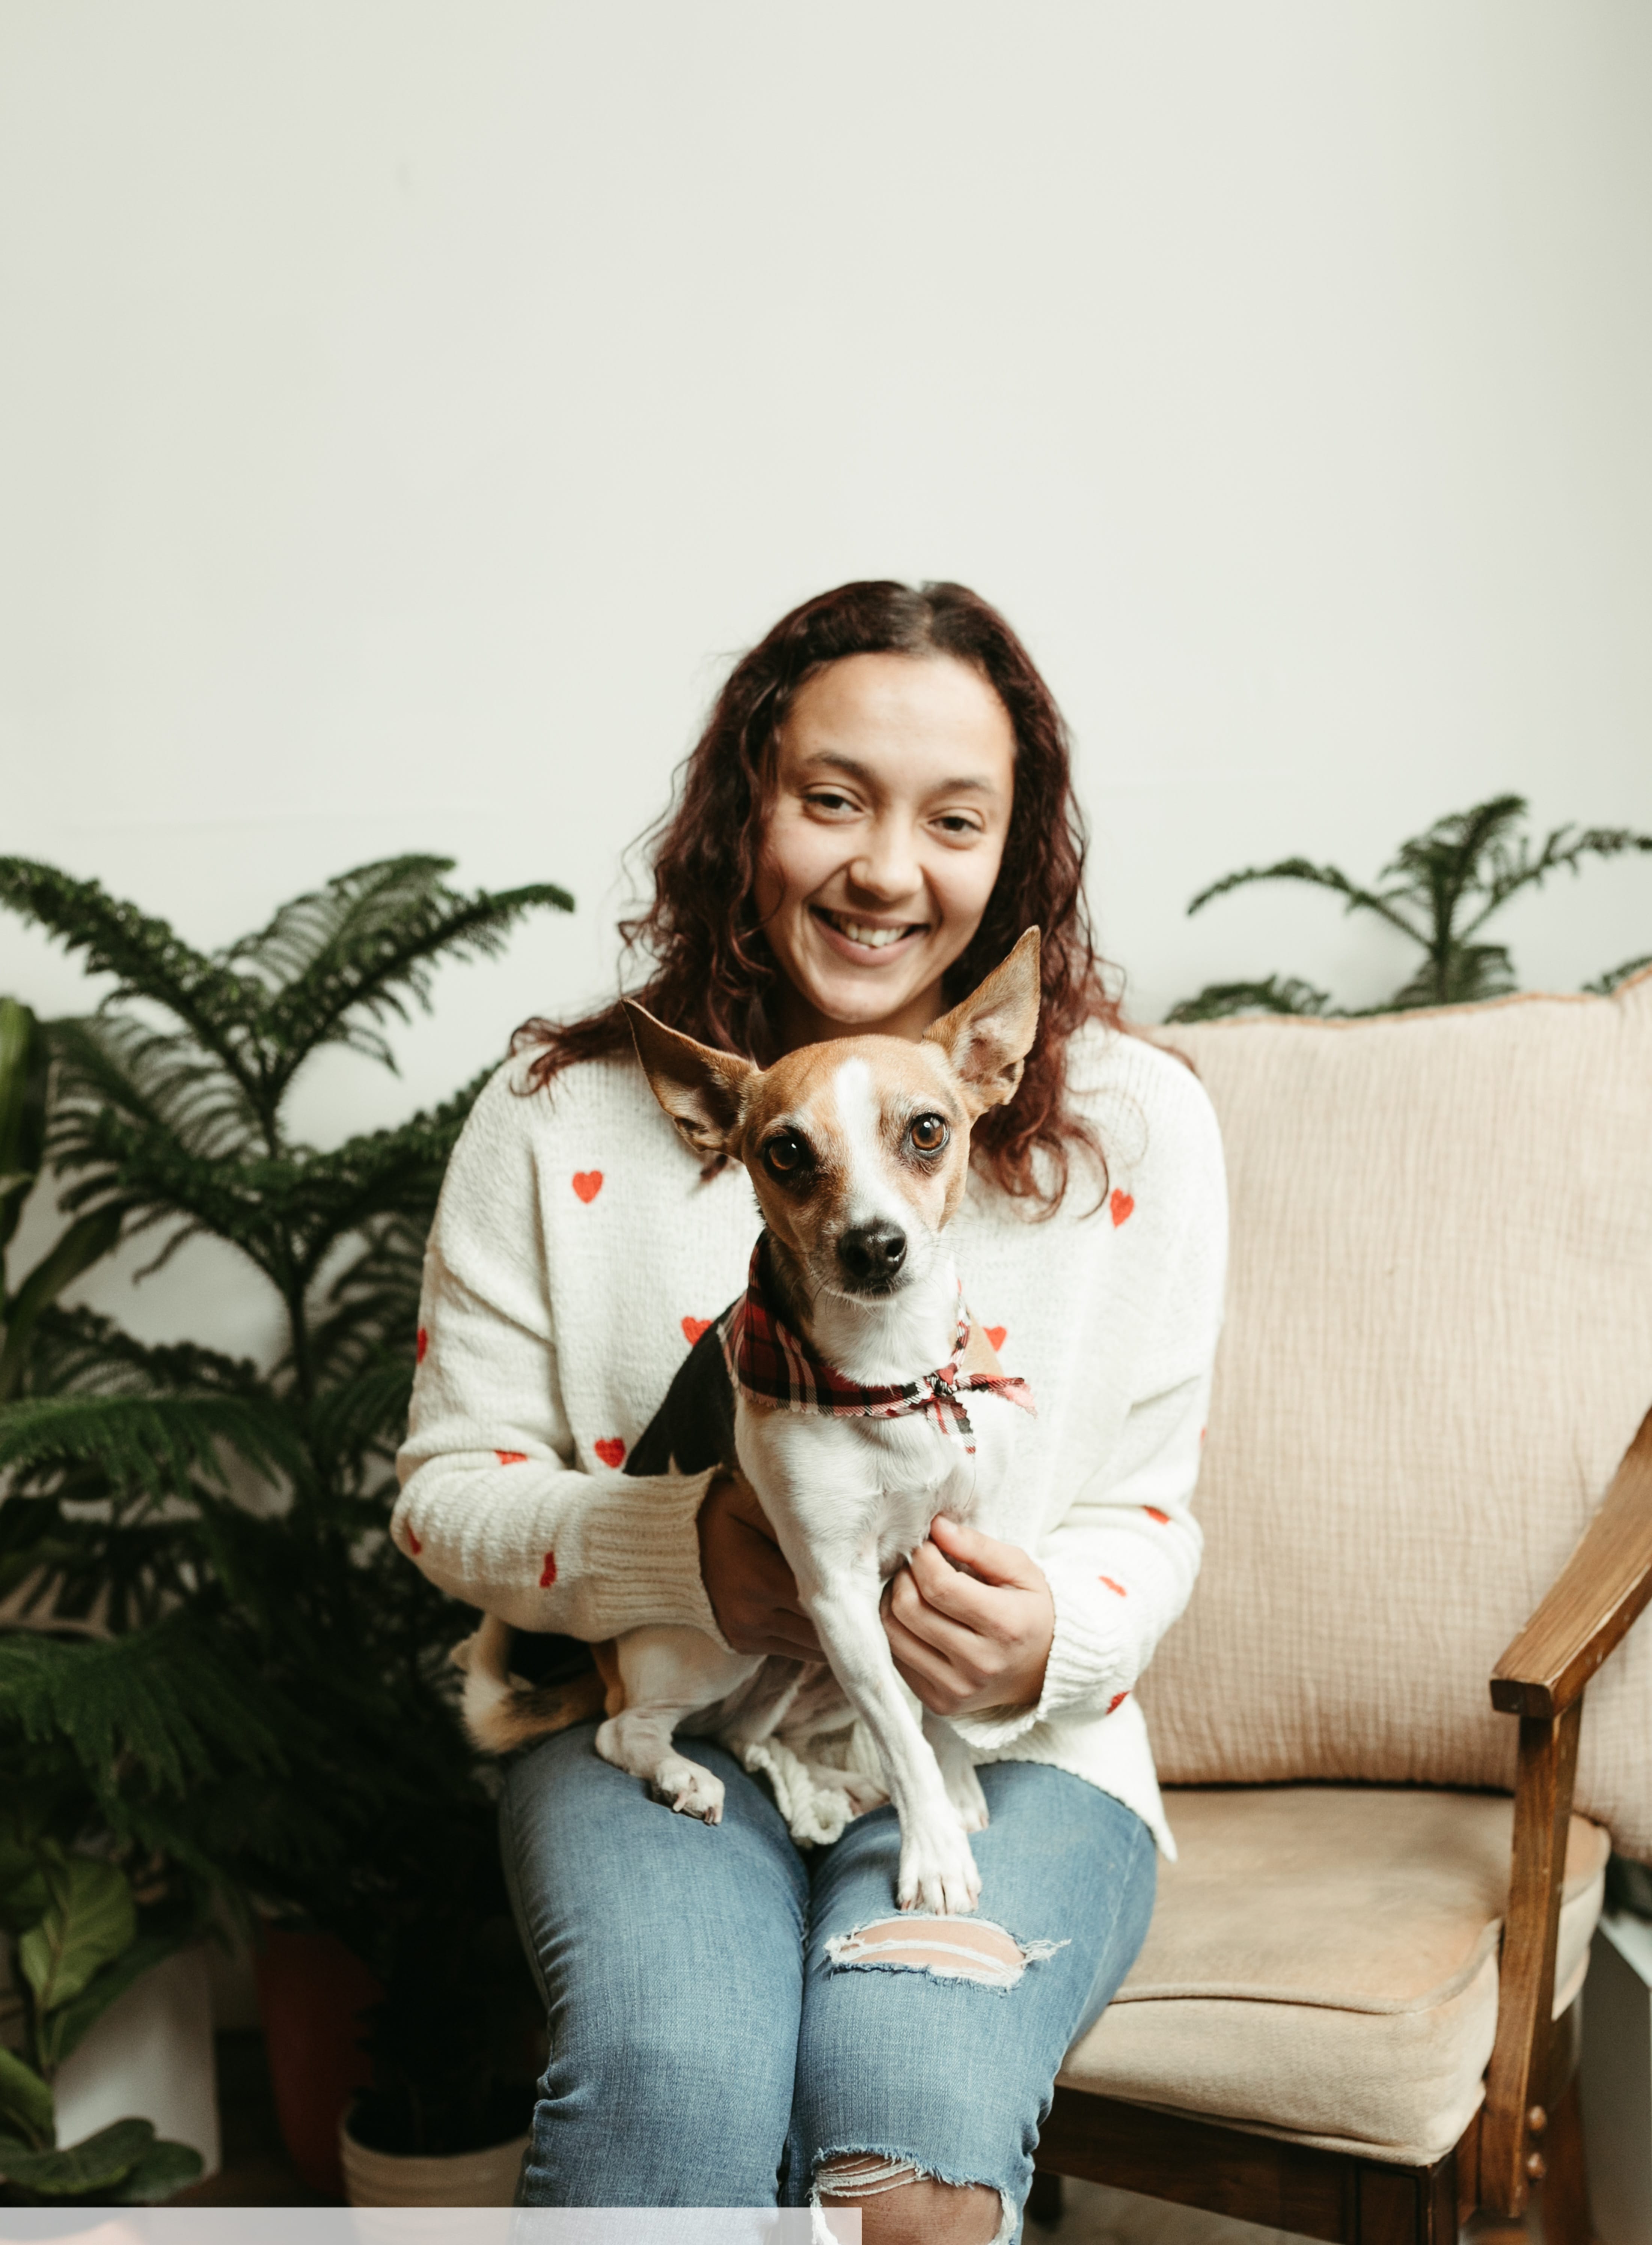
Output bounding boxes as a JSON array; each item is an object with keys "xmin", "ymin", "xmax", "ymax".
[{"xmin": 739, "ymin": 1384, "xmax": 1023, "ymax": 1583}]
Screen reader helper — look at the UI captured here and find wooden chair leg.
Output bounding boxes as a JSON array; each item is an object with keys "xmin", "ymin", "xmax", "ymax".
[{"xmin": 1537, "ymin": 2074, "xmax": 1591, "ymax": 2245}]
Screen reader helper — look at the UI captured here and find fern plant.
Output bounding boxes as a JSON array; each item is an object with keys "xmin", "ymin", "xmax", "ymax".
[
  {"xmin": 0, "ymin": 856, "xmax": 571, "ymax": 2180},
  {"xmin": 1167, "ymin": 795, "xmax": 1652, "ymax": 1022},
  {"xmin": 0, "ymin": 1000, "xmax": 122, "ymax": 1404}
]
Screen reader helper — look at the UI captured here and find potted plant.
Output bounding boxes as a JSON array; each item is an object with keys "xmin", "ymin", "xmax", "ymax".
[
  {"xmin": 0, "ymin": 856, "xmax": 571, "ymax": 2201},
  {"xmin": 0, "ymin": 1803, "xmax": 204, "ymax": 2206},
  {"xmin": 1167, "ymin": 793, "xmax": 1652, "ymax": 1021},
  {"xmin": 335, "ymin": 1802, "xmax": 544, "ymax": 2206}
]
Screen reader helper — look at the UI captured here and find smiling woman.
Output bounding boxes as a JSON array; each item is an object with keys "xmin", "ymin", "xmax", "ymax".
[{"xmin": 396, "ymin": 580, "xmax": 1228, "ymax": 2242}]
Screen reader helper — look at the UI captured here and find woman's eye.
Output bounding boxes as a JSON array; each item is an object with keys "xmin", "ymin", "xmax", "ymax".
[
  {"xmin": 764, "ymin": 1132, "xmax": 808, "ymax": 1175},
  {"xmin": 933, "ymin": 815, "xmax": 981, "ymax": 837},
  {"xmin": 909, "ymin": 1115, "xmax": 950, "ymax": 1155}
]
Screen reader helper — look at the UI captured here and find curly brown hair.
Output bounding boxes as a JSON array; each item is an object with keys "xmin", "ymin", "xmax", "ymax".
[{"xmin": 515, "ymin": 579, "xmax": 1123, "ymax": 1213}]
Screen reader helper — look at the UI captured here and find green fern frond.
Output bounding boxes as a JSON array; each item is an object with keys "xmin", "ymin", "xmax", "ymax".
[
  {"xmin": 1173, "ymin": 795, "xmax": 1652, "ymax": 1023},
  {"xmin": 1163, "ymin": 976, "xmax": 1334, "ymax": 1025},
  {"xmin": 1586, "ymin": 954, "xmax": 1652, "ymax": 995},
  {"xmin": 1389, "ymin": 942, "xmax": 1518, "ymax": 1010},
  {"xmin": 25, "ymin": 1306, "xmax": 264, "ymax": 1401},
  {"xmin": 0, "ymin": 1622, "xmax": 288, "ymax": 1800},
  {"xmin": 0, "ymin": 863, "xmax": 268, "ymax": 1110},
  {"xmin": 306, "ymin": 1218, "xmax": 427, "ymax": 1388},
  {"xmin": 1188, "ymin": 856, "xmax": 1422, "ymax": 939},
  {"xmin": 308, "ymin": 1362, "xmax": 416, "ymax": 1476},
  {"xmin": 0, "ymin": 1392, "xmax": 303, "ymax": 1498},
  {"xmin": 49, "ymin": 1015, "xmax": 261, "ymax": 1165},
  {"xmin": 226, "ymin": 859, "xmax": 573, "ymax": 1099}
]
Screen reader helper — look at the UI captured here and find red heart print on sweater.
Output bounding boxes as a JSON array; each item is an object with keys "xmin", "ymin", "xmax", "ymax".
[
  {"xmin": 594, "ymin": 1437, "xmax": 626, "ymax": 1468},
  {"xmin": 1144, "ymin": 1505, "xmax": 1170, "ymax": 1524},
  {"xmin": 1110, "ymin": 1190, "xmax": 1135, "ymax": 1227},
  {"xmin": 1106, "ymin": 1691, "xmax": 1129, "ymax": 1714},
  {"xmin": 572, "ymin": 1171, "xmax": 603, "ymax": 1203},
  {"xmin": 1099, "ymin": 1575, "xmax": 1128, "ymax": 1597},
  {"xmin": 540, "ymin": 1551, "xmax": 557, "ymax": 1588},
  {"xmin": 416, "ymin": 1327, "xmax": 428, "ymax": 1363},
  {"xmin": 681, "ymin": 1315, "xmax": 713, "ymax": 1345},
  {"xmin": 496, "ymin": 1449, "xmax": 527, "ymax": 1466},
  {"xmin": 406, "ymin": 1529, "xmax": 422, "ymax": 1556},
  {"xmin": 985, "ymin": 1326, "xmax": 1007, "ymax": 1351}
]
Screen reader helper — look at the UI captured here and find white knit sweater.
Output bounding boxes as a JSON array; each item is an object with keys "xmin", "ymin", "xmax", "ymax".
[{"xmin": 393, "ymin": 1023, "xmax": 1227, "ymax": 1857}]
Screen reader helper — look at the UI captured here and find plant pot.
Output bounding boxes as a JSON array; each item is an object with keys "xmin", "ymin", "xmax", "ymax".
[
  {"xmin": 338, "ymin": 2112, "xmax": 530, "ymax": 2206},
  {"xmin": 254, "ymin": 1925, "xmax": 382, "ymax": 2201},
  {"xmin": 51, "ymin": 1941, "xmax": 220, "ymax": 2185}
]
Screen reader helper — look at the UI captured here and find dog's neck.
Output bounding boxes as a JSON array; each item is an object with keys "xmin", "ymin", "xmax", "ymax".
[{"xmin": 763, "ymin": 1231, "xmax": 962, "ymax": 1389}]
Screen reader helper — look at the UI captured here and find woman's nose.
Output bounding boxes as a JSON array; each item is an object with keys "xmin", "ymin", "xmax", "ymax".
[{"xmin": 848, "ymin": 819, "xmax": 922, "ymax": 902}]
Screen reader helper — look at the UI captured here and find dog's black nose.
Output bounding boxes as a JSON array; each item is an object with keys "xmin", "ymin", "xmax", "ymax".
[{"xmin": 837, "ymin": 1223, "xmax": 908, "ymax": 1288}]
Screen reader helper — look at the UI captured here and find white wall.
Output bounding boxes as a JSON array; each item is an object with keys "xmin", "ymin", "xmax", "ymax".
[{"xmin": 2, "ymin": 2, "xmax": 1649, "ymax": 1363}]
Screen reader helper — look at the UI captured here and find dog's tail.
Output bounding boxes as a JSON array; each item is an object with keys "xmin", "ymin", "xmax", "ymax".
[{"xmin": 450, "ymin": 1613, "xmax": 615, "ymax": 1752}]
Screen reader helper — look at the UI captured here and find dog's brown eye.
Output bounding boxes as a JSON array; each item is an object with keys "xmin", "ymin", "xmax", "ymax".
[
  {"xmin": 764, "ymin": 1132, "xmax": 808, "ymax": 1176},
  {"xmin": 910, "ymin": 1114, "xmax": 949, "ymax": 1155}
]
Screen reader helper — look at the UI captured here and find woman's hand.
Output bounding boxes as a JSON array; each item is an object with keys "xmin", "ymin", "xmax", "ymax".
[
  {"xmin": 697, "ymin": 1472, "xmax": 823, "ymax": 1659},
  {"xmin": 881, "ymin": 1514, "xmax": 1055, "ymax": 1719}
]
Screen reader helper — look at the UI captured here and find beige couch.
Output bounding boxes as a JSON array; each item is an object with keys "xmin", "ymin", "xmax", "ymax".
[{"xmin": 1045, "ymin": 969, "xmax": 1652, "ymax": 2240}]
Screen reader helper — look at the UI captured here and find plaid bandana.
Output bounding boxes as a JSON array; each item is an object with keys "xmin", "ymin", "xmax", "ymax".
[{"xmin": 720, "ymin": 1239, "xmax": 1036, "ymax": 1455}]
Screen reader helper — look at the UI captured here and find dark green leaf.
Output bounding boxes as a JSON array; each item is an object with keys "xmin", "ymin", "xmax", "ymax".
[
  {"xmin": 0, "ymin": 2116, "xmax": 152, "ymax": 2195},
  {"xmin": 37, "ymin": 1932, "xmax": 187, "ymax": 2070},
  {"xmin": 0, "ymin": 2046, "xmax": 54, "ymax": 2150},
  {"xmin": 19, "ymin": 1855, "xmax": 136, "ymax": 2011},
  {"xmin": 110, "ymin": 2133, "xmax": 204, "ymax": 2201}
]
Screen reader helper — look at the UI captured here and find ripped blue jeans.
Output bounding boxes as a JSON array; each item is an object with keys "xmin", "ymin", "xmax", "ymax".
[{"xmin": 499, "ymin": 1720, "xmax": 1156, "ymax": 2235}]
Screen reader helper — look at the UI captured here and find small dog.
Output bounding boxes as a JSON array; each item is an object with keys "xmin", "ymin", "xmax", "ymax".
[{"xmin": 457, "ymin": 930, "xmax": 1041, "ymax": 1914}]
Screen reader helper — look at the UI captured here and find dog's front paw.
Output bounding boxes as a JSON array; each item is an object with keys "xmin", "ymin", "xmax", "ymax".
[
  {"xmin": 897, "ymin": 1816, "xmax": 981, "ymax": 1915},
  {"xmin": 656, "ymin": 1756, "xmax": 725, "ymax": 1824},
  {"xmin": 944, "ymin": 1759, "xmax": 990, "ymax": 1833}
]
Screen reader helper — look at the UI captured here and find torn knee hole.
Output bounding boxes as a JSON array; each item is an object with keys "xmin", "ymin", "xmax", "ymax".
[
  {"xmin": 817, "ymin": 2154, "xmax": 926, "ymax": 2200},
  {"xmin": 825, "ymin": 1915, "xmax": 1066, "ymax": 1989}
]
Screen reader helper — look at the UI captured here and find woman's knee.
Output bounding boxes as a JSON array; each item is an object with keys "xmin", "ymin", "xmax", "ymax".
[
  {"xmin": 817, "ymin": 2164, "xmax": 1003, "ymax": 2245},
  {"xmin": 560, "ymin": 2002, "xmax": 790, "ymax": 2129}
]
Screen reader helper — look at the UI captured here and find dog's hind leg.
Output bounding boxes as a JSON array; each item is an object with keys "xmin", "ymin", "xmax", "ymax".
[{"xmin": 595, "ymin": 1625, "xmax": 760, "ymax": 1823}]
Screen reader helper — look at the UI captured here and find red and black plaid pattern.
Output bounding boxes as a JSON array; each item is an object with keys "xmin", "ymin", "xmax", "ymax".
[{"xmin": 720, "ymin": 1241, "xmax": 1035, "ymax": 1455}]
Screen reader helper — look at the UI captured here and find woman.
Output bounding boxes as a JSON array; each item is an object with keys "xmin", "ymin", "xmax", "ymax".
[{"xmin": 394, "ymin": 580, "xmax": 1226, "ymax": 2243}]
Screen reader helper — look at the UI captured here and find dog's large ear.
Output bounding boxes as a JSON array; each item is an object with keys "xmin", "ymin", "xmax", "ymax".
[
  {"xmin": 922, "ymin": 928, "xmax": 1042, "ymax": 1114},
  {"xmin": 624, "ymin": 1002, "xmax": 757, "ymax": 1158}
]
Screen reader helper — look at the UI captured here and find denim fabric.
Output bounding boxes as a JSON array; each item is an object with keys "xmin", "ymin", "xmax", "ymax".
[{"xmin": 500, "ymin": 1720, "xmax": 1156, "ymax": 2233}]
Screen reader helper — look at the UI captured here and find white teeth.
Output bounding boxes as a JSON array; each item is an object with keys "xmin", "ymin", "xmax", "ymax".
[{"xmin": 826, "ymin": 913, "xmax": 915, "ymax": 950}]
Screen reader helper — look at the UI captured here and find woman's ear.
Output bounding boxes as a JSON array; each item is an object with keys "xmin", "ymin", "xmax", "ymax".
[
  {"xmin": 921, "ymin": 928, "xmax": 1042, "ymax": 1114},
  {"xmin": 624, "ymin": 1002, "xmax": 757, "ymax": 1156}
]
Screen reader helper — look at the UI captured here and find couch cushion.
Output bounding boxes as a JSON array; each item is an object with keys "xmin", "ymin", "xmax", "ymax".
[
  {"xmin": 1059, "ymin": 1787, "xmax": 1610, "ymax": 2164},
  {"xmin": 1140, "ymin": 971, "xmax": 1652, "ymax": 1858}
]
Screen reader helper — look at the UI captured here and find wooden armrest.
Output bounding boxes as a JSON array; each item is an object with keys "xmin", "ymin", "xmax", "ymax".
[
  {"xmin": 1480, "ymin": 1404, "xmax": 1652, "ymax": 2216},
  {"xmin": 1491, "ymin": 1404, "xmax": 1652, "ymax": 1719}
]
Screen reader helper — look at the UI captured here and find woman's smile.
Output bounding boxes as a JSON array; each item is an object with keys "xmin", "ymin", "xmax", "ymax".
[{"xmin": 809, "ymin": 905, "xmax": 930, "ymax": 958}]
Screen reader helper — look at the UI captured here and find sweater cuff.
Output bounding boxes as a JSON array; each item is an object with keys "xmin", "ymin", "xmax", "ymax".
[{"xmin": 574, "ymin": 1467, "xmax": 731, "ymax": 1646}]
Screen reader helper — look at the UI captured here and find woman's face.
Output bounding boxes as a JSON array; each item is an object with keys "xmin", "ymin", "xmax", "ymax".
[{"xmin": 754, "ymin": 652, "xmax": 1016, "ymax": 1048}]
